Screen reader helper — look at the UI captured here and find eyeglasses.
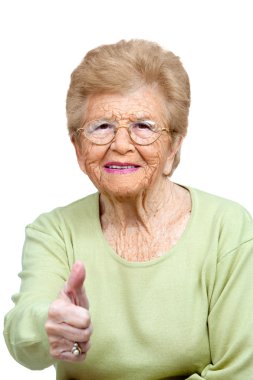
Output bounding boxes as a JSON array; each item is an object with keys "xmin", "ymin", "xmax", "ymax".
[{"xmin": 76, "ymin": 119, "xmax": 169, "ymax": 146}]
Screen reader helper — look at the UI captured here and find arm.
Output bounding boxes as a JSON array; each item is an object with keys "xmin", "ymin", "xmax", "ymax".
[
  {"xmin": 3, "ymin": 213, "xmax": 84, "ymax": 369},
  {"xmin": 186, "ymin": 238, "xmax": 253, "ymax": 379},
  {"xmin": 4, "ymin": 223, "xmax": 66, "ymax": 369}
]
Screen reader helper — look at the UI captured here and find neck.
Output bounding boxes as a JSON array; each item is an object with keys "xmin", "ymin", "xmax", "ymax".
[{"xmin": 100, "ymin": 179, "xmax": 182, "ymax": 231}]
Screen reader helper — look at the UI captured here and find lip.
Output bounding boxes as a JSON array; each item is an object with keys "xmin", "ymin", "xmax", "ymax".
[{"xmin": 103, "ymin": 161, "xmax": 141, "ymax": 174}]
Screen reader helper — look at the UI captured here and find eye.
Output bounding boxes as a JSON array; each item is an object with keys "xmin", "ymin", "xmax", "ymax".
[
  {"xmin": 87, "ymin": 120, "xmax": 115, "ymax": 134},
  {"xmin": 94, "ymin": 122, "xmax": 113, "ymax": 131},
  {"xmin": 132, "ymin": 121, "xmax": 157, "ymax": 133},
  {"xmin": 134, "ymin": 121, "xmax": 154, "ymax": 130}
]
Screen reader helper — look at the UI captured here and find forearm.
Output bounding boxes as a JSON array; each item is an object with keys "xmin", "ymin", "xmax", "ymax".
[
  {"xmin": 4, "ymin": 299, "xmax": 54, "ymax": 370},
  {"xmin": 4, "ymin": 219, "xmax": 71, "ymax": 368}
]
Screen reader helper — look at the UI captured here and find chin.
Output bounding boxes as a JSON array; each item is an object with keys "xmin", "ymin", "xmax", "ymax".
[
  {"xmin": 101, "ymin": 184, "xmax": 145, "ymax": 199},
  {"xmin": 94, "ymin": 173, "xmax": 156, "ymax": 199}
]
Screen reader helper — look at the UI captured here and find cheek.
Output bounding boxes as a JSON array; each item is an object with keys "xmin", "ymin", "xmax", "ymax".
[
  {"xmin": 141, "ymin": 142, "xmax": 171, "ymax": 171},
  {"xmin": 79, "ymin": 144, "xmax": 104, "ymax": 177}
]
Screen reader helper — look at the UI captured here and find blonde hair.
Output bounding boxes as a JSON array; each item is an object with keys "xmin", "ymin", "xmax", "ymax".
[{"xmin": 66, "ymin": 39, "xmax": 190, "ymax": 174}]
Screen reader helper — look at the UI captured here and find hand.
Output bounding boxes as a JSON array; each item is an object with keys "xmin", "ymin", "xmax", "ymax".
[{"xmin": 45, "ymin": 261, "xmax": 92, "ymax": 362}]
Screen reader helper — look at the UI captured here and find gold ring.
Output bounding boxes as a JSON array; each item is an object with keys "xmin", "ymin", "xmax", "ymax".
[{"xmin": 71, "ymin": 342, "xmax": 82, "ymax": 356}]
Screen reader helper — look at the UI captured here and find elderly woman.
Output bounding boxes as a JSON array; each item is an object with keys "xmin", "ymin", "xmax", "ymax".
[{"xmin": 4, "ymin": 39, "xmax": 253, "ymax": 379}]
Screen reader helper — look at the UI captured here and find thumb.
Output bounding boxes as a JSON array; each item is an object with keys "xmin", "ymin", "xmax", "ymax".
[{"xmin": 64, "ymin": 261, "xmax": 89, "ymax": 309}]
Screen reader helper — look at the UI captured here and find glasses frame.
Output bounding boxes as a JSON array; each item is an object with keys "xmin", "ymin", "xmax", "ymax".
[{"xmin": 75, "ymin": 120, "xmax": 170, "ymax": 146}]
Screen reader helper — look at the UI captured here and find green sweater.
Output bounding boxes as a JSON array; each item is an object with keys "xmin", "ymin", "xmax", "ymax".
[{"xmin": 4, "ymin": 187, "xmax": 253, "ymax": 379}]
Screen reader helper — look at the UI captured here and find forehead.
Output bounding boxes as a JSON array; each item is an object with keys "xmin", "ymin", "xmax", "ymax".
[{"xmin": 84, "ymin": 85, "xmax": 167, "ymax": 121}]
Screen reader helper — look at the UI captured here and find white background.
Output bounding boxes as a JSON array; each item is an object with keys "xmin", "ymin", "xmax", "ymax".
[{"xmin": 0, "ymin": 0, "xmax": 252, "ymax": 378}]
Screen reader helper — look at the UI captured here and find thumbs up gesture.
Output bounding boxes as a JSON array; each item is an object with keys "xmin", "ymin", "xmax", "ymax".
[{"xmin": 45, "ymin": 261, "xmax": 92, "ymax": 362}]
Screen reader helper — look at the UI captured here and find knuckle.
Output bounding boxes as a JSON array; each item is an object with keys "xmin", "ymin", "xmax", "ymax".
[
  {"xmin": 84, "ymin": 341, "xmax": 91, "ymax": 352},
  {"xmin": 80, "ymin": 329, "xmax": 89, "ymax": 341},
  {"xmin": 87, "ymin": 326, "xmax": 93, "ymax": 338},
  {"xmin": 78, "ymin": 325, "xmax": 93, "ymax": 342},
  {"xmin": 82, "ymin": 311, "xmax": 91, "ymax": 327}
]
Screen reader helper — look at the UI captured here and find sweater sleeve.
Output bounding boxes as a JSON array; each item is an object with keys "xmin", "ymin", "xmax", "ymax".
[
  {"xmin": 3, "ymin": 213, "xmax": 72, "ymax": 370},
  {"xmin": 185, "ymin": 236, "xmax": 253, "ymax": 379}
]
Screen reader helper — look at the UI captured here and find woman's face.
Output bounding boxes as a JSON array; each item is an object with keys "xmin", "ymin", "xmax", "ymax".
[{"xmin": 73, "ymin": 85, "xmax": 182, "ymax": 198}]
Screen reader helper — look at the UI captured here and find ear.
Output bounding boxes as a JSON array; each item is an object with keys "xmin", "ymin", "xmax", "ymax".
[
  {"xmin": 71, "ymin": 135, "xmax": 87, "ymax": 174},
  {"xmin": 163, "ymin": 135, "xmax": 184, "ymax": 176}
]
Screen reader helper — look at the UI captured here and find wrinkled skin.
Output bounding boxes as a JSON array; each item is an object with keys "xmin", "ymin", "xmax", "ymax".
[
  {"xmin": 45, "ymin": 262, "xmax": 92, "ymax": 362},
  {"xmin": 73, "ymin": 85, "xmax": 192, "ymax": 261},
  {"xmin": 74, "ymin": 85, "xmax": 177, "ymax": 198},
  {"xmin": 46, "ymin": 85, "xmax": 191, "ymax": 362}
]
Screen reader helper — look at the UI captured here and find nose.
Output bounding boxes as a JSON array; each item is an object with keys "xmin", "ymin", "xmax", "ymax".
[{"xmin": 110, "ymin": 126, "xmax": 135, "ymax": 154}]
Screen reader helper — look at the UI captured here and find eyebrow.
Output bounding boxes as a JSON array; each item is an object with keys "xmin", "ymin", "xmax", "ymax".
[
  {"xmin": 85, "ymin": 116, "xmax": 156, "ymax": 127},
  {"xmin": 88, "ymin": 110, "xmax": 154, "ymax": 121}
]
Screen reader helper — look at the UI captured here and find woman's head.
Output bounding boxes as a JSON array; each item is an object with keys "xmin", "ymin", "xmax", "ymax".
[
  {"xmin": 67, "ymin": 39, "xmax": 191, "ymax": 176},
  {"xmin": 72, "ymin": 86, "xmax": 181, "ymax": 198}
]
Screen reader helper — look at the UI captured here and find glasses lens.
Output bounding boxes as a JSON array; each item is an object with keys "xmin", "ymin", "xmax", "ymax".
[
  {"xmin": 81, "ymin": 119, "xmax": 163, "ymax": 145},
  {"xmin": 130, "ymin": 121, "xmax": 161, "ymax": 145},
  {"xmin": 85, "ymin": 120, "xmax": 116, "ymax": 144}
]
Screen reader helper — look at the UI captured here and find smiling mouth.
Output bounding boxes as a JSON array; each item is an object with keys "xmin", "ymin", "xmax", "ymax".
[
  {"xmin": 105, "ymin": 165, "xmax": 139, "ymax": 169},
  {"xmin": 104, "ymin": 162, "xmax": 140, "ymax": 168},
  {"xmin": 104, "ymin": 162, "xmax": 140, "ymax": 173}
]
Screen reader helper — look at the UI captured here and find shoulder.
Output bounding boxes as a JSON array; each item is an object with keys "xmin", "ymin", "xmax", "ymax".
[
  {"xmin": 27, "ymin": 192, "xmax": 99, "ymax": 234},
  {"xmin": 189, "ymin": 186, "xmax": 252, "ymax": 219},
  {"xmin": 188, "ymin": 186, "xmax": 253, "ymax": 255}
]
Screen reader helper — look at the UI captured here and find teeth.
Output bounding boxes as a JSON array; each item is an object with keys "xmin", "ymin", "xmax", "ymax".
[{"xmin": 108, "ymin": 165, "xmax": 136, "ymax": 169}]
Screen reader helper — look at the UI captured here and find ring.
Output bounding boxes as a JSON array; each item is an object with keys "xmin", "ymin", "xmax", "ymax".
[{"xmin": 71, "ymin": 342, "xmax": 82, "ymax": 356}]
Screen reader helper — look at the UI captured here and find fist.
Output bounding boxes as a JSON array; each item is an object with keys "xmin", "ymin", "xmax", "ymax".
[{"xmin": 45, "ymin": 261, "xmax": 92, "ymax": 362}]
